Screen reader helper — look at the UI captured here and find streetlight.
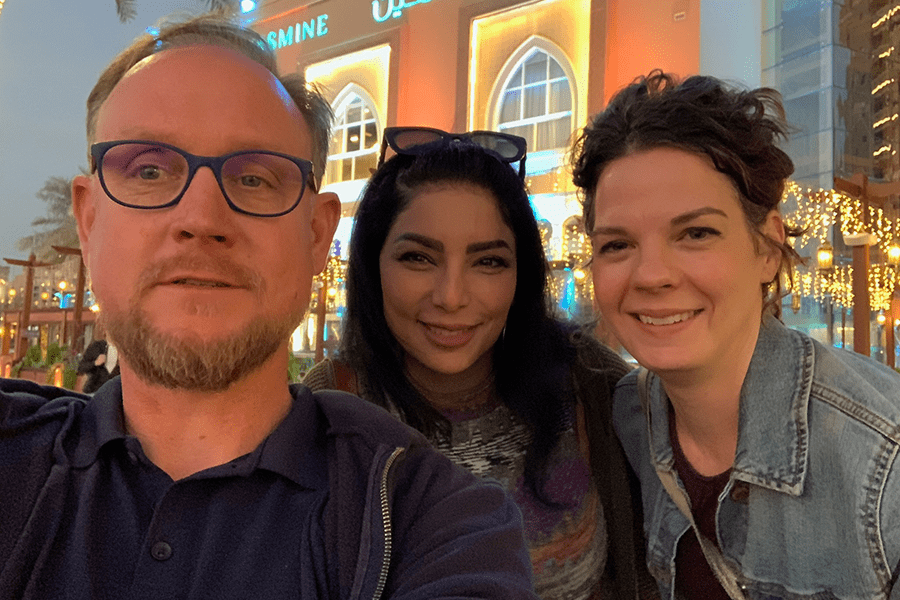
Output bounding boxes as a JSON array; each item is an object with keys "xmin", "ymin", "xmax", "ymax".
[
  {"xmin": 885, "ymin": 243, "xmax": 900, "ymax": 365},
  {"xmin": 817, "ymin": 240, "xmax": 834, "ymax": 272},
  {"xmin": 817, "ymin": 241, "xmax": 836, "ymax": 347},
  {"xmin": 888, "ymin": 243, "xmax": 900, "ymax": 269}
]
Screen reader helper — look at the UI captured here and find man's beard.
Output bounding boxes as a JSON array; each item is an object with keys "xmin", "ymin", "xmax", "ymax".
[
  {"xmin": 104, "ymin": 306, "xmax": 300, "ymax": 392},
  {"xmin": 100, "ymin": 254, "xmax": 304, "ymax": 392}
]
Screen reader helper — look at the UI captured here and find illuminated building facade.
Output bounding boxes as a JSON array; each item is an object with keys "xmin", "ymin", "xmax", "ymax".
[{"xmin": 241, "ymin": 0, "xmax": 758, "ymax": 354}]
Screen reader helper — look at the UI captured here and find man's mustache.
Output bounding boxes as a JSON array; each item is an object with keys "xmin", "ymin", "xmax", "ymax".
[{"xmin": 135, "ymin": 254, "xmax": 264, "ymax": 296}]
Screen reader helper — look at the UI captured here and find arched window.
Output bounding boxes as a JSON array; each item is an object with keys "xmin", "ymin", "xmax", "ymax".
[
  {"xmin": 496, "ymin": 48, "xmax": 573, "ymax": 153},
  {"xmin": 325, "ymin": 89, "xmax": 379, "ymax": 185}
]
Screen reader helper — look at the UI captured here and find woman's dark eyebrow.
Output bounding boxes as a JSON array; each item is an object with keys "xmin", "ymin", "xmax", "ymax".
[
  {"xmin": 671, "ymin": 207, "xmax": 727, "ymax": 226},
  {"xmin": 393, "ymin": 233, "xmax": 443, "ymax": 252},
  {"xmin": 591, "ymin": 208, "xmax": 727, "ymax": 239},
  {"xmin": 467, "ymin": 240, "xmax": 512, "ymax": 254},
  {"xmin": 392, "ymin": 234, "xmax": 512, "ymax": 255}
]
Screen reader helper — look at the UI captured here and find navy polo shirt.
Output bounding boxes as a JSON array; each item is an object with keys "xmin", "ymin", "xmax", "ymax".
[{"xmin": 33, "ymin": 385, "xmax": 334, "ymax": 599}]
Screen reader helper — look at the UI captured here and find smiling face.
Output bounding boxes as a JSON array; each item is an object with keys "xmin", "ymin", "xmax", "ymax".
[
  {"xmin": 379, "ymin": 183, "xmax": 517, "ymax": 378},
  {"xmin": 589, "ymin": 147, "xmax": 782, "ymax": 379},
  {"xmin": 72, "ymin": 45, "xmax": 338, "ymax": 390}
]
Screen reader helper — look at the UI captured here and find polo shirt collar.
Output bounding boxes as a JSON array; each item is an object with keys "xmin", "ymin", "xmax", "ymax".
[
  {"xmin": 71, "ymin": 378, "xmax": 127, "ymax": 468},
  {"xmin": 255, "ymin": 385, "xmax": 327, "ymax": 489},
  {"xmin": 70, "ymin": 378, "xmax": 327, "ymax": 491}
]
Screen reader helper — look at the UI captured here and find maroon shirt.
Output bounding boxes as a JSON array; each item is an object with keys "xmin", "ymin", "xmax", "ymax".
[{"xmin": 669, "ymin": 404, "xmax": 731, "ymax": 600}]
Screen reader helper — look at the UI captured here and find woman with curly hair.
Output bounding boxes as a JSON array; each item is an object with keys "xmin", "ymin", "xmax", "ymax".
[{"xmin": 572, "ymin": 71, "xmax": 900, "ymax": 599}]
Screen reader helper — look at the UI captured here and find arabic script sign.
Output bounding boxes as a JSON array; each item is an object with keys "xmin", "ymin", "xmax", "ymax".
[{"xmin": 372, "ymin": 0, "xmax": 432, "ymax": 22}]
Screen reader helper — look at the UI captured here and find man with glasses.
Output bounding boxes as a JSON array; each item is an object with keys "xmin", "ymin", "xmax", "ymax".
[{"xmin": 0, "ymin": 13, "xmax": 536, "ymax": 599}]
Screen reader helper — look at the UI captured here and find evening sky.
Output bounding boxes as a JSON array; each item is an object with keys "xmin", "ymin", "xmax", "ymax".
[{"xmin": 0, "ymin": 1, "xmax": 206, "ymax": 280}]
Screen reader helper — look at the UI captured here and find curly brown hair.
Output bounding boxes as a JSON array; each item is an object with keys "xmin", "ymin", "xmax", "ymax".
[{"xmin": 570, "ymin": 70, "xmax": 803, "ymax": 317}]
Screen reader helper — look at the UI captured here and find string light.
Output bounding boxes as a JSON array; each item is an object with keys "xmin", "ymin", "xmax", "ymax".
[
  {"xmin": 873, "ymin": 6, "xmax": 900, "ymax": 29},
  {"xmin": 873, "ymin": 78, "xmax": 895, "ymax": 94},
  {"xmin": 310, "ymin": 253, "xmax": 347, "ymax": 314},
  {"xmin": 783, "ymin": 181, "xmax": 900, "ymax": 310},
  {"xmin": 873, "ymin": 114, "xmax": 898, "ymax": 129}
]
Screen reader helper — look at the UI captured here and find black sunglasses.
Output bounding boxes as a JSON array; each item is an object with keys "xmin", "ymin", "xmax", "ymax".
[{"xmin": 378, "ymin": 126, "xmax": 527, "ymax": 179}]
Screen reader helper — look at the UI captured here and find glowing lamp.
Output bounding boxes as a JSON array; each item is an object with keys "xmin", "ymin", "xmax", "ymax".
[
  {"xmin": 816, "ymin": 241, "xmax": 834, "ymax": 272},
  {"xmin": 888, "ymin": 243, "xmax": 900, "ymax": 267}
]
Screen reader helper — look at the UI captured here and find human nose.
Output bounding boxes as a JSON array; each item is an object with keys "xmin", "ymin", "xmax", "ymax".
[
  {"xmin": 431, "ymin": 264, "xmax": 470, "ymax": 310},
  {"xmin": 633, "ymin": 242, "xmax": 679, "ymax": 291},
  {"xmin": 171, "ymin": 166, "xmax": 235, "ymax": 246}
]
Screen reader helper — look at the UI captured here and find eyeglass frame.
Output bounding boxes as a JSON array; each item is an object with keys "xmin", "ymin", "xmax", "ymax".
[
  {"xmin": 89, "ymin": 140, "xmax": 318, "ymax": 218},
  {"xmin": 377, "ymin": 126, "xmax": 528, "ymax": 179}
]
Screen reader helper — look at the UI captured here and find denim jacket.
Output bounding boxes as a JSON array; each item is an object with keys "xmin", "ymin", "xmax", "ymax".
[{"xmin": 614, "ymin": 316, "xmax": 900, "ymax": 600}]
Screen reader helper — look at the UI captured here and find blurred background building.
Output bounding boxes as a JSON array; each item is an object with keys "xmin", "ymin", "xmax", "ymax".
[
  {"xmin": 8, "ymin": 0, "xmax": 900, "ymax": 367},
  {"xmin": 240, "ymin": 0, "xmax": 762, "ymax": 358},
  {"xmin": 763, "ymin": 0, "xmax": 900, "ymax": 362}
]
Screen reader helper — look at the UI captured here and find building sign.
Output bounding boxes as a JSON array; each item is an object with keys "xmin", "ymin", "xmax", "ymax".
[
  {"xmin": 266, "ymin": 15, "xmax": 329, "ymax": 50},
  {"xmin": 372, "ymin": 0, "xmax": 431, "ymax": 22}
]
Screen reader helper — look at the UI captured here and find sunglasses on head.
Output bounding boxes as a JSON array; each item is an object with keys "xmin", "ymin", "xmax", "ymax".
[{"xmin": 378, "ymin": 126, "xmax": 527, "ymax": 179}]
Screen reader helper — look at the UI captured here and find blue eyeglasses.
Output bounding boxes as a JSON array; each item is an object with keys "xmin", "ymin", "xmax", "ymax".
[
  {"xmin": 378, "ymin": 126, "xmax": 528, "ymax": 179},
  {"xmin": 90, "ymin": 140, "xmax": 316, "ymax": 217}
]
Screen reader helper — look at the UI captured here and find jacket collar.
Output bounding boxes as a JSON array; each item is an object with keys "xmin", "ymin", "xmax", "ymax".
[{"xmin": 646, "ymin": 316, "xmax": 813, "ymax": 496}]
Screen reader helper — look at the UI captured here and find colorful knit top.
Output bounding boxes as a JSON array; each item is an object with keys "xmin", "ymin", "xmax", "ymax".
[
  {"xmin": 302, "ymin": 359, "xmax": 607, "ymax": 599},
  {"xmin": 434, "ymin": 399, "xmax": 606, "ymax": 600}
]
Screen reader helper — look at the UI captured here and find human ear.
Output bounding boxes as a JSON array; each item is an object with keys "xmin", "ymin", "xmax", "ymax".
[
  {"xmin": 758, "ymin": 209, "xmax": 786, "ymax": 283},
  {"xmin": 72, "ymin": 175, "xmax": 96, "ymax": 270},
  {"xmin": 310, "ymin": 191, "xmax": 341, "ymax": 274}
]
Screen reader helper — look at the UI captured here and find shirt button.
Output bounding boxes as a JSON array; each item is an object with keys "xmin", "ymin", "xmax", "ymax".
[
  {"xmin": 151, "ymin": 541, "xmax": 173, "ymax": 561},
  {"xmin": 730, "ymin": 481, "xmax": 750, "ymax": 503}
]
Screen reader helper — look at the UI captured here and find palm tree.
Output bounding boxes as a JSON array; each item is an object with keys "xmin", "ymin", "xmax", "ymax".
[
  {"xmin": 16, "ymin": 176, "xmax": 80, "ymax": 262},
  {"xmin": 115, "ymin": 0, "xmax": 240, "ymax": 23}
]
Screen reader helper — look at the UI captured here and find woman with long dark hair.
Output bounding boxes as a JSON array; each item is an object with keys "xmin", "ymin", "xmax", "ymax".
[{"xmin": 304, "ymin": 127, "xmax": 656, "ymax": 599}]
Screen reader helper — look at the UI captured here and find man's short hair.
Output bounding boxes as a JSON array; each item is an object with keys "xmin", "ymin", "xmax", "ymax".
[{"xmin": 85, "ymin": 12, "xmax": 333, "ymax": 185}]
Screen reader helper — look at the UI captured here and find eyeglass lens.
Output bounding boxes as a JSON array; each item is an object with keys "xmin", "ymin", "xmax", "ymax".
[
  {"xmin": 99, "ymin": 143, "xmax": 307, "ymax": 215},
  {"xmin": 466, "ymin": 133, "xmax": 522, "ymax": 161},
  {"xmin": 390, "ymin": 129, "xmax": 522, "ymax": 161},
  {"xmin": 390, "ymin": 129, "xmax": 445, "ymax": 152}
]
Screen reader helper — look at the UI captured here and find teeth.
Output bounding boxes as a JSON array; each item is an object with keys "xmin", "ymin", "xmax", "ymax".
[
  {"xmin": 427, "ymin": 325, "xmax": 466, "ymax": 334},
  {"xmin": 638, "ymin": 311, "xmax": 695, "ymax": 326}
]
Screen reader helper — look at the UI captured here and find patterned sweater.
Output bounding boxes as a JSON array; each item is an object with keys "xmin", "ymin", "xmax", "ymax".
[
  {"xmin": 434, "ymin": 400, "xmax": 605, "ymax": 599},
  {"xmin": 302, "ymin": 339, "xmax": 636, "ymax": 600}
]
